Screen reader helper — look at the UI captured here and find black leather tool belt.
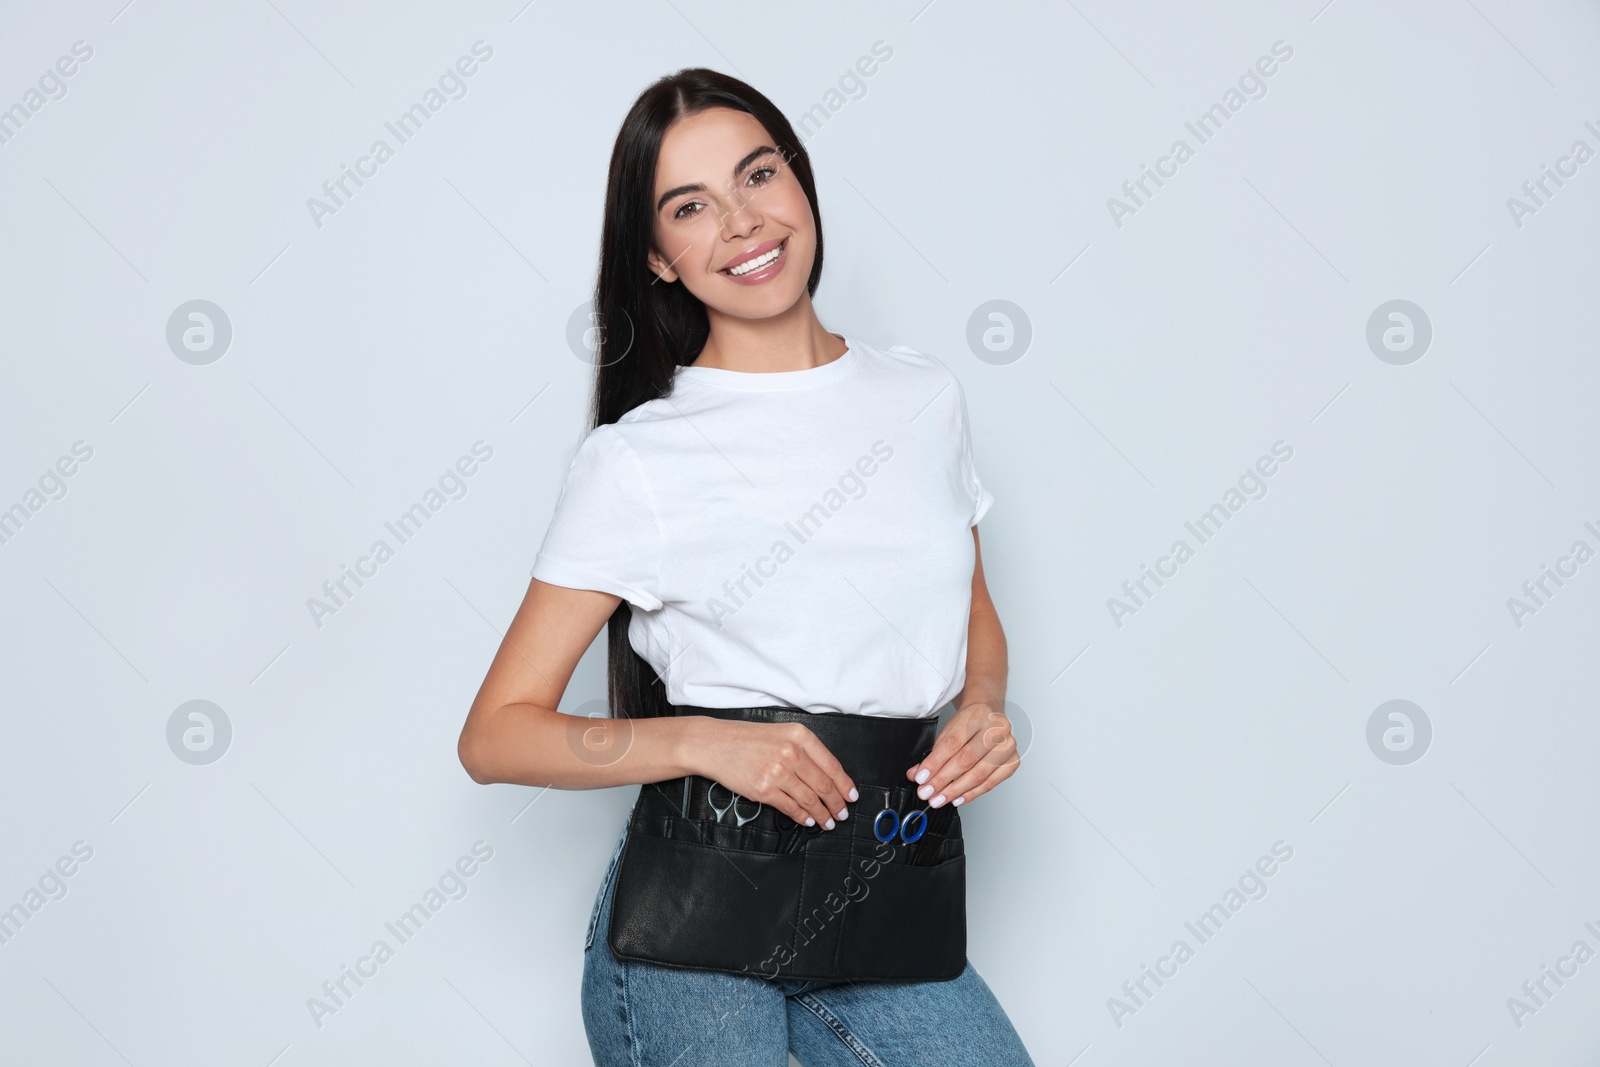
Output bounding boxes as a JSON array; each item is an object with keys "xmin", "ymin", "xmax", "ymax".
[{"xmin": 606, "ymin": 704, "xmax": 968, "ymax": 981}]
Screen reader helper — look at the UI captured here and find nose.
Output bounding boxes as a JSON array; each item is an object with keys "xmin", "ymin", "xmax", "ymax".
[{"xmin": 717, "ymin": 188, "xmax": 760, "ymax": 237}]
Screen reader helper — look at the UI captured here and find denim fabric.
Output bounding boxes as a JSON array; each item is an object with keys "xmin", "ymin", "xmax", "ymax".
[
  {"xmin": 585, "ymin": 823, "xmax": 630, "ymax": 952},
  {"xmin": 580, "ymin": 824, "xmax": 1035, "ymax": 1066}
]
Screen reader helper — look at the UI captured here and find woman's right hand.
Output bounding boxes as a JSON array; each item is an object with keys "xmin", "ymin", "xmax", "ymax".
[{"xmin": 690, "ymin": 719, "xmax": 858, "ymax": 830}]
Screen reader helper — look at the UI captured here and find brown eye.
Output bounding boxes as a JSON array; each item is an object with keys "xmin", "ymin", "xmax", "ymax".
[{"xmin": 673, "ymin": 201, "xmax": 702, "ymax": 220}]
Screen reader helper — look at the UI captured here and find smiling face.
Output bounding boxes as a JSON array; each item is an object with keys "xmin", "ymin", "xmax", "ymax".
[{"xmin": 646, "ymin": 107, "xmax": 815, "ymax": 321}]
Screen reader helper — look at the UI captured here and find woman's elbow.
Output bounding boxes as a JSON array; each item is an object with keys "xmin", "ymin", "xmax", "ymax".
[{"xmin": 457, "ymin": 722, "xmax": 497, "ymax": 785}]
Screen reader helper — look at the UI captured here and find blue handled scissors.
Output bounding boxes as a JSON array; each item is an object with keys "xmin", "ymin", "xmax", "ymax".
[
  {"xmin": 707, "ymin": 782, "xmax": 762, "ymax": 827},
  {"xmin": 873, "ymin": 802, "xmax": 928, "ymax": 844}
]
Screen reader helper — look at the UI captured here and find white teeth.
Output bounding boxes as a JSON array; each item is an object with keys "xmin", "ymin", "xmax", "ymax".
[{"xmin": 727, "ymin": 242, "xmax": 783, "ymax": 275}]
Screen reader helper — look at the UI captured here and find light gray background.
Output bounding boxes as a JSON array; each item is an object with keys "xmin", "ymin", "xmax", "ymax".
[{"xmin": 2, "ymin": 0, "xmax": 1597, "ymax": 1064}]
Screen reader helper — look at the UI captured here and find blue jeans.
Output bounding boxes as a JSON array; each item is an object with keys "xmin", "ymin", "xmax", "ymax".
[{"xmin": 581, "ymin": 826, "xmax": 1036, "ymax": 1066}]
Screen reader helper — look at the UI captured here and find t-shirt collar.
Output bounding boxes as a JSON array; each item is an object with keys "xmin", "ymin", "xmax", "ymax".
[{"xmin": 674, "ymin": 335, "xmax": 859, "ymax": 392}]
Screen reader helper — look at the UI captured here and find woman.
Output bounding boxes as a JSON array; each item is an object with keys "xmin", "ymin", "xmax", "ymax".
[{"xmin": 457, "ymin": 67, "xmax": 1033, "ymax": 1066}]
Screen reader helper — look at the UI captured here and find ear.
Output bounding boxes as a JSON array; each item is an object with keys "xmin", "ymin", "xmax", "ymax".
[{"xmin": 646, "ymin": 246, "xmax": 679, "ymax": 283}]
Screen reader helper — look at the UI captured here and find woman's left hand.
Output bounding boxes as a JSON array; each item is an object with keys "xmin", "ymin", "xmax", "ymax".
[{"xmin": 904, "ymin": 701, "xmax": 1021, "ymax": 808}]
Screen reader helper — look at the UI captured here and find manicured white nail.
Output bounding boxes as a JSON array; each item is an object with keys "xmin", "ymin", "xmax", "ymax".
[
  {"xmin": 917, "ymin": 784, "xmax": 933, "ymax": 800},
  {"xmin": 847, "ymin": 787, "xmax": 859, "ymax": 802},
  {"xmin": 804, "ymin": 816, "xmax": 815, "ymax": 827},
  {"xmin": 837, "ymin": 807, "xmax": 849, "ymax": 821},
  {"xmin": 915, "ymin": 769, "xmax": 931, "ymax": 785},
  {"xmin": 824, "ymin": 818, "xmax": 836, "ymax": 830},
  {"xmin": 931, "ymin": 794, "xmax": 946, "ymax": 807},
  {"xmin": 952, "ymin": 797, "xmax": 964, "ymax": 807}
]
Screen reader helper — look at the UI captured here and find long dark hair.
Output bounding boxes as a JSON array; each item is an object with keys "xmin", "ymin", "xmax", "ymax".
[{"xmin": 590, "ymin": 67, "xmax": 825, "ymax": 720}]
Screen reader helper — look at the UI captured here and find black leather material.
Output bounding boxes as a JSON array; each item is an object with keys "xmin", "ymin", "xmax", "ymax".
[{"xmin": 606, "ymin": 704, "xmax": 967, "ymax": 982}]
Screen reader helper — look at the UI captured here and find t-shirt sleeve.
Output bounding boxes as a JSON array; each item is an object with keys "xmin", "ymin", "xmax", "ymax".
[
  {"xmin": 955, "ymin": 375, "xmax": 994, "ymax": 526},
  {"xmin": 531, "ymin": 426, "xmax": 663, "ymax": 611}
]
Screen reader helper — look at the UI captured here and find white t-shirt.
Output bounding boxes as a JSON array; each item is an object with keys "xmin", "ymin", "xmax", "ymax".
[{"xmin": 531, "ymin": 335, "xmax": 993, "ymax": 719}]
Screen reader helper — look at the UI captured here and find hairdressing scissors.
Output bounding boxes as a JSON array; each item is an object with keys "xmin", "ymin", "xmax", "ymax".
[
  {"xmin": 707, "ymin": 782, "xmax": 762, "ymax": 827},
  {"xmin": 873, "ymin": 804, "xmax": 928, "ymax": 844}
]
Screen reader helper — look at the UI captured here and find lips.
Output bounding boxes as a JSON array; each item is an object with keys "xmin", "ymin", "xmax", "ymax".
[{"xmin": 720, "ymin": 236, "xmax": 786, "ymax": 275}]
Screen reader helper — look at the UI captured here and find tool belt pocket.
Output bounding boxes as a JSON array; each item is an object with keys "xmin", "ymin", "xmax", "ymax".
[{"xmin": 606, "ymin": 775, "xmax": 967, "ymax": 982}]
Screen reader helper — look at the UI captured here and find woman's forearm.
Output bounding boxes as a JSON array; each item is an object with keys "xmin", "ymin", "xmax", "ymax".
[
  {"xmin": 955, "ymin": 600, "xmax": 1008, "ymax": 711},
  {"xmin": 460, "ymin": 703, "xmax": 716, "ymax": 789}
]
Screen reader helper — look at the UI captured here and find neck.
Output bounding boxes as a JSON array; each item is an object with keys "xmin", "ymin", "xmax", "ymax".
[{"xmin": 691, "ymin": 305, "xmax": 845, "ymax": 373}]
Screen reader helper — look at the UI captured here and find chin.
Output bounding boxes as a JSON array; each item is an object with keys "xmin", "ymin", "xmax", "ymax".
[{"xmin": 739, "ymin": 281, "xmax": 810, "ymax": 313}]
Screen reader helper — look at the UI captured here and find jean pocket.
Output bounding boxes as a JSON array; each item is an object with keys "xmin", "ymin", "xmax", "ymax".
[{"xmin": 585, "ymin": 824, "xmax": 629, "ymax": 951}]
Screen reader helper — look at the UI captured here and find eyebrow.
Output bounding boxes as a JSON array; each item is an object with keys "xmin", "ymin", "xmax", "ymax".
[{"xmin": 656, "ymin": 145, "xmax": 778, "ymax": 213}]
